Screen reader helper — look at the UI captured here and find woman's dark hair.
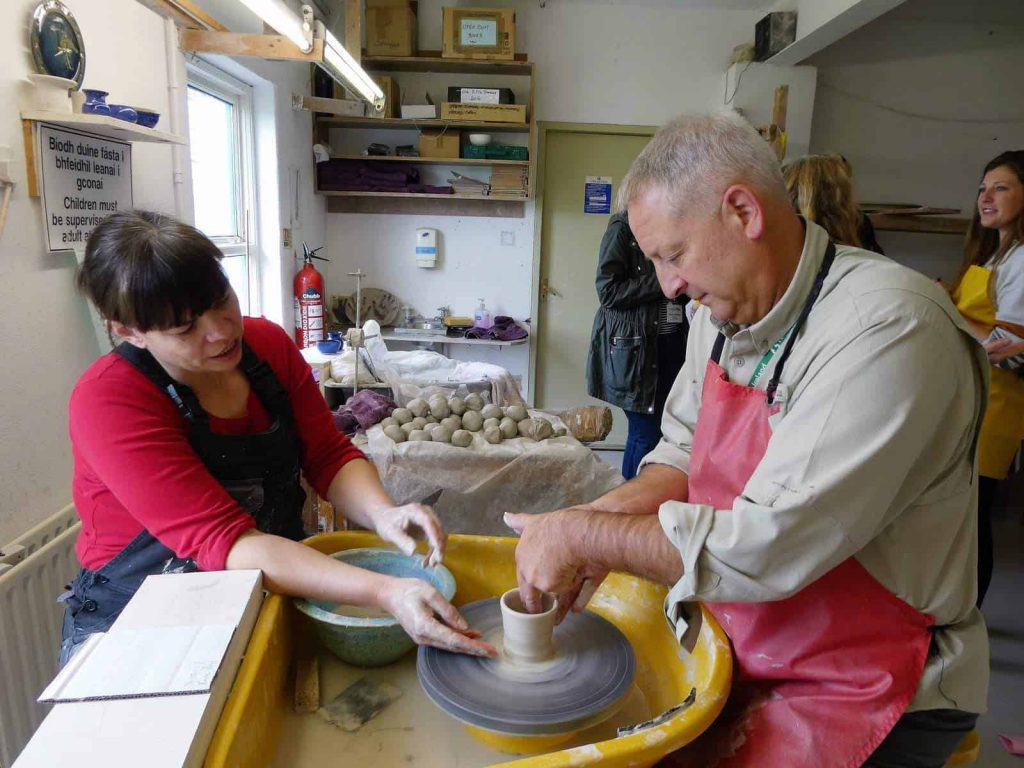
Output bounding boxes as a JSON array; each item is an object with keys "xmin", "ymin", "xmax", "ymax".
[
  {"xmin": 77, "ymin": 210, "xmax": 230, "ymax": 331},
  {"xmin": 956, "ymin": 150, "xmax": 1024, "ymax": 287}
]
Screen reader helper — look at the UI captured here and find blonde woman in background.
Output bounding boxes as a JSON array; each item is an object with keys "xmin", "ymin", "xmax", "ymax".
[
  {"xmin": 783, "ymin": 153, "xmax": 884, "ymax": 253},
  {"xmin": 950, "ymin": 150, "xmax": 1024, "ymax": 607}
]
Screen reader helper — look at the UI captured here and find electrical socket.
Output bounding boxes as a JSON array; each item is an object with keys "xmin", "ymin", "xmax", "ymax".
[{"xmin": 500, "ymin": 230, "xmax": 515, "ymax": 246}]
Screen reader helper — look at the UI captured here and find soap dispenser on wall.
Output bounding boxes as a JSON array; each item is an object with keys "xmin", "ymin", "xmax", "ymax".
[
  {"xmin": 474, "ymin": 298, "xmax": 493, "ymax": 330},
  {"xmin": 416, "ymin": 227, "xmax": 439, "ymax": 268}
]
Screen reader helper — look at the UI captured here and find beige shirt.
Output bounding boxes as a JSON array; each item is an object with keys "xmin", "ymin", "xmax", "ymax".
[{"xmin": 645, "ymin": 221, "xmax": 990, "ymax": 713}]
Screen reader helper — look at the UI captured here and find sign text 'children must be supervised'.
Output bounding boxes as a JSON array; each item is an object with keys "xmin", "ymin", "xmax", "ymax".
[{"xmin": 39, "ymin": 124, "xmax": 133, "ymax": 252}]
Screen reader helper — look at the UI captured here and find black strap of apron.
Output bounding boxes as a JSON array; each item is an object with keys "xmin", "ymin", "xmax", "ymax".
[{"xmin": 707, "ymin": 241, "xmax": 837, "ymax": 405}]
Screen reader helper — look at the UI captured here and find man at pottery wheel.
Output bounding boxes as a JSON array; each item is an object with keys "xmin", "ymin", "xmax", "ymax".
[{"xmin": 506, "ymin": 114, "xmax": 989, "ymax": 768}]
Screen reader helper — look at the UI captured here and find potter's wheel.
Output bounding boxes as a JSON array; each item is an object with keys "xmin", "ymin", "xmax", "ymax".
[{"xmin": 417, "ymin": 598, "xmax": 636, "ymax": 736}]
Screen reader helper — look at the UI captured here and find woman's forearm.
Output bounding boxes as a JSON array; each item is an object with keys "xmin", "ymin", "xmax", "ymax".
[{"xmin": 324, "ymin": 457, "xmax": 394, "ymax": 531}]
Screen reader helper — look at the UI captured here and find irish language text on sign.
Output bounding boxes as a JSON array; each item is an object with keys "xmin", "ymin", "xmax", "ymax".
[{"xmin": 39, "ymin": 124, "xmax": 133, "ymax": 252}]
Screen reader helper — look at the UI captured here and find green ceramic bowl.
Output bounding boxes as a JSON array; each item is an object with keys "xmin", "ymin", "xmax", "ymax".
[{"xmin": 294, "ymin": 547, "xmax": 456, "ymax": 667}]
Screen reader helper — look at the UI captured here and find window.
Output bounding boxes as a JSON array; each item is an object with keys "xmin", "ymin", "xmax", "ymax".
[{"xmin": 186, "ymin": 59, "xmax": 259, "ymax": 315}]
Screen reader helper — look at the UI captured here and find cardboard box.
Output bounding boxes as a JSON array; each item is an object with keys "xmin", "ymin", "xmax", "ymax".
[
  {"xmin": 366, "ymin": 0, "xmax": 418, "ymax": 57},
  {"xmin": 446, "ymin": 86, "xmax": 515, "ymax": 104},
  {"xmin": 442, "ymin": 6, "xmax": 515, "ymax": 61},
  {"xmin": 418, "ymin": 129, "xmax": 461, "ymax": 159},
  {"xmin": 441, "ymin": 101, "xmax": 527, "ymax": 124},
  {"xmin": 370, "ymin": 74, "xmax": 401, "ymax": 118},
  {"xmin": 401, "ymin": 104, "xmax": 438, "ymax": 119}
]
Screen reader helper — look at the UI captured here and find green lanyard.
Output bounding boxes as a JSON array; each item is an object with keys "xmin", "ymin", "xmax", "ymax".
[{"xmin": 747, "ymin": 323, "xmax": 797, "ymax": 387}]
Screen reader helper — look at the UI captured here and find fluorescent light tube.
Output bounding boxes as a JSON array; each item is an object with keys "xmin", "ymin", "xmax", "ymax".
[
  {"xmin": 321, "ymin": 26, "xmax": 385, "ymax": 112},
  {"xmin": 236, "ymin": 0, "xmax": 312, "ymax": 53}
]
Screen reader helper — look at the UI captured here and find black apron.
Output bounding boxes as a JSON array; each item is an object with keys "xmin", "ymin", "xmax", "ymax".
[{"xmin": 59, "ymin": 342, "xmax": 306, "ymax": 665}]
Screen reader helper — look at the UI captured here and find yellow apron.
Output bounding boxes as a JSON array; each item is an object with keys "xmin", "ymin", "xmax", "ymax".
[{"xmin": 953, "ymin": 265, "xmax": 1024, "ymax": 478}]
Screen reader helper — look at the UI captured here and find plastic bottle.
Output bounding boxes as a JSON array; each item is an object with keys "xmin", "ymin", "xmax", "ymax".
[{"xmin": 474, "ymin": 298, "xmax": 493, "ymax": 330}]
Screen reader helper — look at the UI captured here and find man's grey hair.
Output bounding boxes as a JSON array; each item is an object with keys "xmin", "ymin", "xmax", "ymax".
[{"xmin": 617, "ymin": 111, "xmax": 788, "ymax": 216}]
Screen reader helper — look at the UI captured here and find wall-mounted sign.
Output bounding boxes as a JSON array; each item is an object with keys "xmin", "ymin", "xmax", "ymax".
[
  {"xmin": 39, "ymin": 124, "xmax": 132, "ymax": 252},
  {"xmin": 584, "ymin": 176, "xmax": 612, "ymax": 214}
]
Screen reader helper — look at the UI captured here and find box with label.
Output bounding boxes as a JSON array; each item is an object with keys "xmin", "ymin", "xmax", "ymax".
[
  {"xmin": 418, "ymin": 129, "xmax": 460, "ymax": 159},
  {"xmin": 401, "ymin": 104, "xmax": 438, "ymax": 119},
  {"xmin": 440, "ymin": 102, "xmax": 527, "ymax": 124},
  {"xmin": 442, "ymin": 7, "xmax": 515, "ymax": 61},
  {"xmin": 366, "ymin": 0, "xmax": 418, "ymax": 57},
  {"xmin": 446, "ymin": 86, "xmax": 515, "ymax": 104},
  {"xmin": 370, "ymin": 74, "xmax": 401, "ymax": 118}
]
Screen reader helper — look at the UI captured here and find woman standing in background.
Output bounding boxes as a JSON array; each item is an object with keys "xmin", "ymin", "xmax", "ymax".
[
  {"xmin": 950, "ymin": 150, "xmax": 1024, "ymax": 606},
  {"xmin": 586, "ymin": 211, "xmax": 688, "ymax": 479}
]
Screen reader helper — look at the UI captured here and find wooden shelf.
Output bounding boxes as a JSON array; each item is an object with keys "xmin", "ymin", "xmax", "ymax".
[
  {"xmin": 328, "ymin": 154, "xmax": 528, "ymax": 167},
  {"xmin": 320, "ymin": 190, "xmax": 525, "ymax": 201},
  {"xmin": 21, "ymin": 110, "xmax": 185, "ymax": 145},
  {"xmin": 315, "ymin": 114, "xmax": 530, "ymax": 133},
  {"xmin": 381, "ymin": 330, "xmax": 528, "ymax": 347},
  {"xmin": 362, "ymin": 52, "xmax": 532, "ymax": 76}
]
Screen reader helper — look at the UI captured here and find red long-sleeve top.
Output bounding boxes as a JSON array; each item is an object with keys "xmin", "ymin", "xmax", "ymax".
[{"xmin": 69, "ymin": 317, "xmax": 364, "ymax": 572}]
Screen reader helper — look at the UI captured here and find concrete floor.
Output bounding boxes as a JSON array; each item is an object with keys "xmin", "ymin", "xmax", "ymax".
[{"xmin": 591, "ymin": 447, "xmax": 1024, "ymax": 765}]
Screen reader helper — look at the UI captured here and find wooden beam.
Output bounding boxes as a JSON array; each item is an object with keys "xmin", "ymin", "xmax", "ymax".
[
  {"xmin": 327, "ymin": 196, "xmax": 525, "ymax": 218},
  {"xmin": 772, "ymin": 85, "xmax": 789, "ymax": 134},
  {"xmin": 21, "ymin": 119, "xmax": 38, "ymax": 198},
  {"xmin": 136, "ymin": 0, "xmax": 228, "ymax": 31},
  {"xmin": 178, "ymin": 29, "xmax": 324, "ymax": 62},
  {"xmin": 345, "ymin": 0, "xmax": 361, "ymax": 66}
]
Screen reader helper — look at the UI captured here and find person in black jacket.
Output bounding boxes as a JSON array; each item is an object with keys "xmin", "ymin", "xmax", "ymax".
[{"xmin": 586, "ymin": 211, "xmax": 689, "ymax": 479}]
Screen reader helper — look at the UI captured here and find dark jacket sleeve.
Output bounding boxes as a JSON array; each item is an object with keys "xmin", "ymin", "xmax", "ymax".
[{"xmin": 595, "ymin": 216, "xmax": 664, "ymax": 310}]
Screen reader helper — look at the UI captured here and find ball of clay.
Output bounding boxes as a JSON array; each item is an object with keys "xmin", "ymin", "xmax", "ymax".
[
  {"xmin": 461, "ymin": 410, "xmax": 483, "ymax": 432},
  {"xmin": 481, "ymin": 404, "xmax": 503, "ymax": 421},
  {"xmin": 483, "ymin": 417, "xmax": 500, "ymax": 432},
  {"xmin": 401, "ymin": 422, "xmax": 418, "ymax": 436},
  {"xmin": 464, "ymin": 393, "xmax": 485, "ymax": 412},
  {"xmin": 383, "ymin": 425, "xmax": 406, "ymax": 443},
  {"xmin": 408, "ymin": 429, "xmax": 432, "ymax": 441},
  {"xmin": 553, "ymin": 426, "xmax": 567, "ymax": 438},
  {"xmin": 448, "ymin": 396, "xmax": 467, "ymax": 415},
  {"xmin": 392, "ymin": 408, "xmax": 413, "ymax": 425},
  {"xmin": 451, "ymin": 429, "xmax": 473, "ymax": 448},
  {"xmin": 441, "ymin": 415, "xmax": 461, "ymax": 432},
  {"xmin": 533, "ymin": 419, "xmax": 554, "ymax": 440},
  {"xmin": 505, "ymin": 405, "xmax": 528, "ymax": 422},
  {"xmin": 483, "ymin": 425, "xmax": 502, "ymax": 444},
  {"xmin": 424, "ymin": 416, "xmax": 439, "ymax": 425},
  {"xmin": 411, "ymin": 416, "xmax": 428, "ymax": 429},
  {"xmin": 379, "ymin": 416, "xmax": 398, "ymax": 430},
  {"xmin": 429, "ymin": 399, "xmax": 450, "ymax": 420},
  {"xmin": 406, "ymin": 398, "xmax": 429, "ymax": 418},
  {"xmin": 499, "ymin": 417, "xmax": 518, "ymax": 439},
  {"xmin": 429, "ymin": 425, "xmax": 452, "ymax": 443},
  {"xmin": 517, "ymin": 418, "xmax": 536, "ymax": 438}
]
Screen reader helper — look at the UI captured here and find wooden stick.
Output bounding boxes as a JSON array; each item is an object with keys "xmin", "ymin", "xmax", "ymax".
[{"xmin": 0, "ymin": 184, "xmax": 12, "ymax": 236}]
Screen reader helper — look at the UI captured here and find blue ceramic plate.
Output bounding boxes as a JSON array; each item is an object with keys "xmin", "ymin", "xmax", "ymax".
[{"xmin": 30, "ymin": 1, "xmax": 86, "ymax": 89}]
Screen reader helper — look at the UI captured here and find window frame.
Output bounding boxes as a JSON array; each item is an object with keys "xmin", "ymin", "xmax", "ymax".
[{"xmin": 186, "ymin": 57, "xmax": 261, "ymax": 315}]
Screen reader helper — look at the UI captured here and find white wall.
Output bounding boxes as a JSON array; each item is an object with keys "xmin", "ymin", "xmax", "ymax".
[
  {"xmin": 326, "ymin": 0, "xmax": 765, "ymax": 398},
  {"xmin": 0, "ymin": 0, "xmax": 176, "ymax": 545},
  {"xmin": 805, "ymin": 0, "xmax": 1024, "ymax": 281}
]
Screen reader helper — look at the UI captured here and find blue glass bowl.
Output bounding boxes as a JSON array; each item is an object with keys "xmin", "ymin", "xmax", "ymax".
[
  {"xmin": 294, "ymin": 548, "xmax": 456, "ymax": 667},
  {"xmin": 316, "ymin": 339, "xmax": 342, "ymax": 354},
  {"xmin": 109, "ymin": 104, "xmax": 137, "ymax": 123},
  {"xmin": 133, "ymin": 108, "xmax": 161, "ymax": 129}
]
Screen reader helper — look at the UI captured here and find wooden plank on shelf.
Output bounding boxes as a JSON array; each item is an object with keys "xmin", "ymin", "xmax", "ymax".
[
  {"xmin": 327, "ymin": 154, "xmax": 527, "ymax": 166},
  {"xmin": 866, "ymin": 206, "xmax": 961, "ymax": 217},
  {"xmin": 359, "ymin": 52, "xmax": 532, "ymax": 75},
  {"xmin": 345, "ymin": 0, "xmax": 361, "ymax": 66},
  {"xmin": 137, "ymin": 0, "xmax": 228, "ymax": 31},
  {"xmin": 22, "ymin": 119, "xmax": 38, "ymax": 198},
  {"xmin": 327, "ymin": 195, "xmax": 524, "ymax": 218},
  {"xmin": 21, "ymin": 111, "xmax": 186, "ymax": 145},
  {"xmin": 314, "ymin": 114, "xmax": 530, "ymax": 132},
  {"xmin": 869, "ymin": 213, "xmax": 969, "ymax": 235},
  {"xmin": 178, "ymin": 29, "xmax": 324, "ymax": 62}
]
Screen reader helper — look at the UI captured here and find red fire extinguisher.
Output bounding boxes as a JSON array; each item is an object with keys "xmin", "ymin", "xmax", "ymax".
[{"xmin": 294, "ymin": 243, "xmax": 329, "ymax": 348}]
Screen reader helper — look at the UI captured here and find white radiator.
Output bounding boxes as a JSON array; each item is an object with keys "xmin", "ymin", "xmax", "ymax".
[{"xmin": 0, "ymin": 505, "xmax": 80, "ymax": 768}]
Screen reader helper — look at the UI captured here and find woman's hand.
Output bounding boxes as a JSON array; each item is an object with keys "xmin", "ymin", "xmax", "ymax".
[
  {"xmin": 379, "ymin": 576, "xmax": 496, "ymax": 657},
  {"xmin": 373, "ymin": 503, "xmax": 445, "ymax": 566},
  {"xmin": 984, "ymin": 337, "xmax": 1024, "ymax": 364}
]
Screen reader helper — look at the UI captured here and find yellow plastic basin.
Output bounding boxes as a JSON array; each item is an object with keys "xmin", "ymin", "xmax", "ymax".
[{"xmin": 204, "ymin": 532, "xmax": 732, "ymax": 768}]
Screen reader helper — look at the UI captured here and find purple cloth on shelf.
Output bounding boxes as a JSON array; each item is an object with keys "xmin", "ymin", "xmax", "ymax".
[
  {"xmin": 464, "ymin": 316, "xmax": 528, "ymax": 341},
  {"xmin": 332, "ymin": 389, "xmax": 397, "ymax": 435}
]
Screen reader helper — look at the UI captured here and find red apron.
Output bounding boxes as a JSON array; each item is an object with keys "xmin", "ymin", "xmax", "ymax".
[{"xmin": 669, "ymin": 244, "xmax": 934, "ymax": 768}]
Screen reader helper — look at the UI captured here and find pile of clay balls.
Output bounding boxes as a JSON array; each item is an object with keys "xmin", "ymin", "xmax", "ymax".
[{"xmin": 379, "ymin": 393, "xmax": 567, "ymax": 447}]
